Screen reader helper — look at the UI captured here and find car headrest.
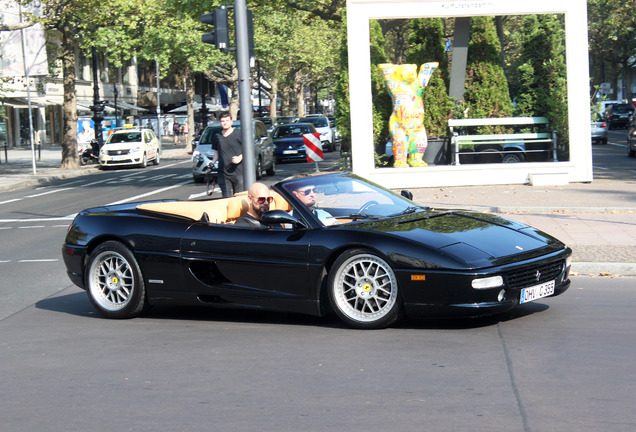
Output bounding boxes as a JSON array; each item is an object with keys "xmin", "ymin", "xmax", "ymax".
[{"xmin": 226, "ymin": 197, "xmax": 249, "ymax": 220}]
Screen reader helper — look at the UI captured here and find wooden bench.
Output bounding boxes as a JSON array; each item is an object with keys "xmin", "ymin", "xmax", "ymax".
[{"xmin": 448, "ymin": 117, "xmax": 557, "ymax": 165}]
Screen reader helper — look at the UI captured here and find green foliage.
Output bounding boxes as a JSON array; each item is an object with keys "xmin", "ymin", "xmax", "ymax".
[
  {"xmin": 588, "ymin": 0, "xmax": 636, "ymax": 101},
  {"xmin": 463, "ymin": 17, "xmax": 513, "ymax": 133},
  {"xmin": 514, "ymin": 14, "xmax": 569, "ymax": 160},
  {"xmin": 406, "ymin": 18, "xmax": 452, "ymax": 138},
  {"xmin": 369, "ymin": 20, "xmax": 391, "ymax": 150},
  {"xmin": 334, "ymin": 9, "xmax": 351, "ymax": 156}
]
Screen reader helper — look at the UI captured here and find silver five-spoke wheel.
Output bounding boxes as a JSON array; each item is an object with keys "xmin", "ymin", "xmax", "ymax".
[
  {"xmin": 86, "ymin": 241, "xmax": 146, "ymax": 318},
  {"xmin": 328, "ymin": 249, "xmax": 401, "ymax": 329}
]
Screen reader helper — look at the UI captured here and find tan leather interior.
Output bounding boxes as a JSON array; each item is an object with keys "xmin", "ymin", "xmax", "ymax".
[{"xmin": 136, "ymin": 191, "xmax": 291, "ymax": 224}]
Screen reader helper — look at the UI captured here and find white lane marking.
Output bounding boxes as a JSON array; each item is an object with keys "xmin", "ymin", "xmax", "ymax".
[
  {"xmin": 608, "ymin": 142, "xmax": 627, "ymax": 148},
  {"xmin": 0, "ymin": 227, "xmax": 12, "ymax": 230},
  {"xmin": 25, "ymin": 187, "xmax": 75, "ymax": 198},
  {"xmin": 188, "ymin": 187, "xmax": 221, "ymax": 200},
  {"xmin": 0, "ymin": 216, "xmax": 76, "ymax": 223},
  {"xmin": 17, "ymin": 259, "xmax": 59, "ymax": 263},
  {"xmin": 107, "ymin": 180, "xmax": 192, "ymax": 205},
  {"xmin": 0, "ymin": 260, "xmax": 10, "ymax": 263},
  {"xmin": 593, "ymin": 166, "xmax": 609, "ymax": 170},
  {"xmin": 18, "ymin": 225, "xmax": 46, "ymax": 229},
  {"xmin": 0, "ymin": 198, "xmax": 23, "ymax": 205}
]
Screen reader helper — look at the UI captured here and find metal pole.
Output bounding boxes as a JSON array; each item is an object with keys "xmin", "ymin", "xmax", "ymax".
[
  {"xmin": 91, "ymin": 47, "xmax": 104, "ymax": 147},
  {"xmin": 155, "ymin": 58, "xmax": 162, "ymax": 153},
  {"xmin": 234, "ymin": 0, "xmax": 255, "ymax": 188},
  {"xmin": 18, "ymin": 5, "xmax": 36, "ymax": 174}
]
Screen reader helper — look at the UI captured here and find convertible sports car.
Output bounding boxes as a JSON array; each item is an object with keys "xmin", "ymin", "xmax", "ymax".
[{"xmin": 62, "ymin": 173, "xmax": 571, "ymax": 329}]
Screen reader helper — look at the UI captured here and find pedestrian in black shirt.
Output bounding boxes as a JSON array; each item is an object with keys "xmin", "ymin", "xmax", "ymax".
[{"xmin": 211, "ymin": 112, "xmax": 244, "ymax": 197}]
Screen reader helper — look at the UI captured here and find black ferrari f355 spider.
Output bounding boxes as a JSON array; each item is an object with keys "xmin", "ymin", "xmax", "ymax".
[{"xmin": 62, "ymin": 172, "xmax": 571, "ymax": 329}]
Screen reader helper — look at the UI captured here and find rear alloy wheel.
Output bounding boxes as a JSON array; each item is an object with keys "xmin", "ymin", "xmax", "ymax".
[
  {"xmin": 328, "ymin": 249, "xmax": 402, "ymax": 329},
  {"xmin": 85, "ymin": 241, "xmax": 146, "ymax": 319},
  {"xmin": 140, "ymin": 153, "xmax": 147, "ymax": 168},
  {"xmin": 266, "ymin": 158, "xmax": 276, "ymax": 176},
  {"xmin": 153, "ymin": 151, "xmax": 160, "ymax": 165},
  {"xmin": 256, "ymin": 157, "xmax": 263, "ymax": 180}
]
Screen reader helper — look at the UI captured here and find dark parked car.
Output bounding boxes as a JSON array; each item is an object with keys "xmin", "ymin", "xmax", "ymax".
[
  {"xmin": 192, "ymin": 119, "xmax": 276, "ymax": 182},
  {"xmin": 62, "ymin": 173, "xmax": 572, "ymax": 329},
  {"xmin": 628, "ymin": 116, "xmax": 636, "ymax": 157},
  {"xmin": 604, "ymin": 103, "xmax": 634, "ymax": 129},
  {"xmin": 272, "ymin": 122, "xmax": 318, "ymax": 162}
]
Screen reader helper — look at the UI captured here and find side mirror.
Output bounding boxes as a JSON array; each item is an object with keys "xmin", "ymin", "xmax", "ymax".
[
  {"xmin": 262, "ymin": 210, "xmax": 307, "ymax": 229},
  {"xmin": 400, "ymin": 190, "xmax": 413, "ymax": 201}
]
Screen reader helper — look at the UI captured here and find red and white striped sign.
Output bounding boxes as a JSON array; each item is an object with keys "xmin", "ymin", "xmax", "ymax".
[{"xmin": 303, "ymin": 132, "xmax": 324, "ymax": 162}]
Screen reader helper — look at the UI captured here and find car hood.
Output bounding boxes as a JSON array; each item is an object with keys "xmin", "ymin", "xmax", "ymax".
[
  {"xmin": 347, "ymin": 210, "xmax": 562, "ymax": 268},
  {"xmin": 274, "ymin": 137, "xmax": 305, "ymax": 147},
  {"xmin": 102, "ymin": 142, "xmax": 142, "ymax": 150}
]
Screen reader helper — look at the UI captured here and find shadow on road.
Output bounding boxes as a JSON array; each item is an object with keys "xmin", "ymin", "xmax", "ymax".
[{"xmin": 36, "ymin": 289, "xmax": 551, "ymax": 330}]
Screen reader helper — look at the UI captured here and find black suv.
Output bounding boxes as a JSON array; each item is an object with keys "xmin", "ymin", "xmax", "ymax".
[{"xmin": 604, "ymin": 103, "xmax": 634, "ymax": 129}]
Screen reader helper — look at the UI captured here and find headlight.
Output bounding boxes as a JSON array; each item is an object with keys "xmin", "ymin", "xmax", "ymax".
[
  {"xmin": 192, "ymin": 150, "xmax": 201, "ymax": 158},
  {"xmin": 100, "ymin": 148, "xmax": 107, "ymax": 155},
  {"xmin": 472, "ymin": 276, "xmax": 504, "ymax": 289}
]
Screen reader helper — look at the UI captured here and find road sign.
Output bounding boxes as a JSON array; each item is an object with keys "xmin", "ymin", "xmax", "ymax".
[{"xmin": 303, "ymin": 132, "xmax": 324, "ymax": 162}]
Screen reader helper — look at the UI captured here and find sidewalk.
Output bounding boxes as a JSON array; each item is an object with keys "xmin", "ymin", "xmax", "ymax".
[{"xmin": 1, "ymin": 143, "xmax": 635, "ymax": 276}]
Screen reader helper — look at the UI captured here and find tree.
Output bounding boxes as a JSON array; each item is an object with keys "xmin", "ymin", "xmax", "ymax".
[
  {"xmin": 514, "ymin": 14, "xmax": 568, "ymax": 160},
  {"xmin": 463, "ymin": 16, "xmax": 514, "ymax": 131},
  {"xmin": 406, "ymin": 18, "xmax": 452, "ymax": 139},
  {"xmin": 588, "ymin": 0, "xmax": 636, "ymax": 102}
]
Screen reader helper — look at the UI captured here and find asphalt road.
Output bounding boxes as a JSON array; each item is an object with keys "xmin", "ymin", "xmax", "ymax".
[
  {"xmin": 1, "ymin": 277, "xmax": 635, "ymax": 431},
  {"xmin": 1, "ymin": 138, "xmax": 635, "ymax": 431}
]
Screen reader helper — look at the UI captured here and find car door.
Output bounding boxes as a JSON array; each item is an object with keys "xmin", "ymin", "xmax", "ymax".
[{"xmin": 180, "ymin": 223, "xmax": 313, "ymax": 298}]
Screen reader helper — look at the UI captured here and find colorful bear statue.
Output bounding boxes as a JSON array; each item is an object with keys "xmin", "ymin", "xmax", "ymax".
[{"xmin": 378, "ymin": 62, "xmax": 439, "ymax": 167}]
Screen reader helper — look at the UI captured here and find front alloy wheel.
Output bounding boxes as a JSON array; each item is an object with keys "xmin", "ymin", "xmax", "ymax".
[
  {"xmin": 86, "ymin": 241, "xmax": 146, "ymax": 319},
  {"xmin": 328, "ymin": 249, "xmax": 402, "ymax": 329}
]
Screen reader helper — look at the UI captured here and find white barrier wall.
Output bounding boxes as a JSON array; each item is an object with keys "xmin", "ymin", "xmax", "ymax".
[{"xmin": 346, "ymin": 0, "xmax": 593, "ymax": 188}]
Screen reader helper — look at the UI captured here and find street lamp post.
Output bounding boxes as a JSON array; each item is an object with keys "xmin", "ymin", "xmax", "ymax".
[
  {"xmin": 113, "ymin": 86, "xmax": 119, "ymax": 128},
  {"xmin": 91, "ymin": 47, "xmax": 104, "ymax": 147}
]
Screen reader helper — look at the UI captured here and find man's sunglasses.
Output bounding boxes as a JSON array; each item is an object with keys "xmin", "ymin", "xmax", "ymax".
[
  {"xmin": 253, "ymin": 196, "xmax": 273, "ymax": 204},
  {"xmin": 298, "ymin": 188, "xmax": 317, "ymax": 196}
]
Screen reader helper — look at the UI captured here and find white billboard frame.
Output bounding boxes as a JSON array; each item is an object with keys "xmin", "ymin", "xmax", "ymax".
[{"xmin": 346, "ymin": 0, "xmax": 592, "ymax": 188}]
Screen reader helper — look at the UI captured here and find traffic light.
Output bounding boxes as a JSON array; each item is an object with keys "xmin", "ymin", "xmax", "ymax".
[{"xmin": 201, "ymin": 7, "xmax": 229, "ymax": 51}]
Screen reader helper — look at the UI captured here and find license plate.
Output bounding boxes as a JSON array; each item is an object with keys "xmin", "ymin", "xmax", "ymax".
[
  {"xmin": 520, "ymin": 280, "xmax": 555, "ymax": 304},
  {"xmin": 283, "ymin": 150, "xmax": 298, "ymax": 154}
]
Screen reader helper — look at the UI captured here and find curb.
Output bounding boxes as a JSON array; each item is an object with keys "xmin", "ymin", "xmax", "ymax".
[{"xmin": 571, "ymin": 262, "xmax": 636, "ymax": 277}]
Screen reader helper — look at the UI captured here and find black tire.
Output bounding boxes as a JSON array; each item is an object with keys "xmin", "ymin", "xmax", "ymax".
[
  {"xmin": 502, "ymin": 153, "xmax": 525, "ymax": 163},
  {"xmin": 629, "ymin": 149, "xmax": 636, "ymax": 158},
  {"xmin": 256, "ymin": 157, "xmax": 263, "ymax": 180},
  {"xmin": 266, "ymin": 157, "xmax": 276, "ymax": 176},
  {"xmin": 193, "ymin": 176, "xmax": 204, "ymax": 184},
  {"xmin": 140, "ymin": 153, "xmax": 147, "ymax": 168},
  {"xmin": 85, "ymin": 241, "xmax": 146, "ymax": 319},
  {"xmin": 152, "ymin": 151, "xmax": 160, "ymax": 165},
  {"xmin": 328, "ymin": 249, "xmax": 402, "ymax": 329}
]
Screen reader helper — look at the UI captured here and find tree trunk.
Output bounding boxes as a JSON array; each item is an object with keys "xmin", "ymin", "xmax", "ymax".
[
  {"xmin": 269, "ymin": 77, "xmax": 278, "ymax": 118},
  {"xmin": 229, "ymin": 66, "xmax": 240, "ymax": 120},
  {"xmin": 60, "ymin": 28, "xmax": 79, "ymax": 169},
  {"xmin": 184, "ymin": 67, "xmax": 195, "ymax": 154},
  {"xmin": 295, "ymin": 71, "xmax": 305, "ymax": 118},
  {"xmin": 622, "ymin": 59, "xmax": 633, "ymax": 103}
]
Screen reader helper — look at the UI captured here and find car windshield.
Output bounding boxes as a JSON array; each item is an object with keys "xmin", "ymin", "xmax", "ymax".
[
  {"xmin": 302, "ymin": 117, "xmax": 328, "ymax": 127},
  {"xmin": 108, "ymin": 132, "xmax": 142, "ymax": 143},
  {"xmin": 280, "ymin": 174, "xmax": 423, "ymax": 221},
  {"xmin": 273, "ymin": 124, "xmax": 313, "ymax": 138},
  {"xmin": 613, "ymin": 105, "xmax": 634, "ymax": 114},
  {"xmin": 199, "ymin": 123, "xmax": 244, "ymax": 145}
]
